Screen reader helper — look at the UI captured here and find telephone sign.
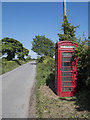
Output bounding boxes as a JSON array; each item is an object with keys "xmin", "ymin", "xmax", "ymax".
[{"xmin": 61, "ymin": 46, "xmax": 75, "ymax": 48}]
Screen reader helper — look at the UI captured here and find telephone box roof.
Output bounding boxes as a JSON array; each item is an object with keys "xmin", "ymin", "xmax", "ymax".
[{"xmin": 56, "ymin": 40, "xmax": 78, "ymax": 45}]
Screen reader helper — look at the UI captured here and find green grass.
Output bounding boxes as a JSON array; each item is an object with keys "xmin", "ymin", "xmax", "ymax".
[
  {"xmin": 36, "ymin": 56, "xmax": 90, "ymax": 118},
  {"xmin": 36, "ymin": 63, "xmax": 47, "ymax": 118},
  {"xmin": 2, "ymin": 60, "xmax": 19, "ymax": 74},
  {"xmin": 36, "ymin": 57, "xmax": 55, "ymax": 118},
  {"xmin": 0, "ymin": 58, "xmax": 33, "ymax": 75}
]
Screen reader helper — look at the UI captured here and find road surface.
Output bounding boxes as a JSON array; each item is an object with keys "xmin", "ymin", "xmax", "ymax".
[{"xmin": 1, "ymin": 61, "xmax": 36, "ymax": 118}]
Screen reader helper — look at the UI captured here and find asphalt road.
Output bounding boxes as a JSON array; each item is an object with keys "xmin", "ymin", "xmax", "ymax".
[{"xmin": 1, "ymin": 61, "xmax": 36, "ymax": 118}]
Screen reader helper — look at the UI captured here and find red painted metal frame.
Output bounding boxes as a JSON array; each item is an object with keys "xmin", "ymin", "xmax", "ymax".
[{"xmin": 56, "ymin": 41, "xmax": 78, "ymax": 97}]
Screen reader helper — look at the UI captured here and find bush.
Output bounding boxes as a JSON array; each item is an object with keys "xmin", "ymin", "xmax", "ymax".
[
  {"xmin": 43, "ymin": 56, "xmax": 55, "ymax": 71},
  {"xmin": 2, "ymin": 60, "xmax": 20, "ymax": 74},
  {"xmin": 1, "ymin": 58, "xmax": 29, "ymax": 74},
  {"xmin": 36, "ymin": 56, "xmax": 55, "ymax": 89},
  {"xmin": 26, "ymin": 56, "xmax": 32, "ymax": 61},
  {"xmin": 86, "ymin": 47, "xmax": 90, "ymax": 88},
  {"xmin": 36, "ymin": 56, "xmax": 45, "ymax": 63},
  {"xmin": 74, "ymin": 40, "xmax": 90, "ymax": 90}
]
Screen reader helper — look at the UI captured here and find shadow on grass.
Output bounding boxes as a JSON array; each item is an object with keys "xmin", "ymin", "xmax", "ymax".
[
  {"xmin": 46, "ymin": 71, "xmax": 56, "ymax": 95},
  {"xmin": 75, "ymin": 89, "xmax": 90, "ymax": 112}
]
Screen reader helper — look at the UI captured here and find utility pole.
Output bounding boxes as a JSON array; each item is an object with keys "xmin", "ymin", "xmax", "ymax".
[
  {"xmin": 63, "ymin": 0, "xmax": 66, "ymax": 17},
  {"xmin": 63, "ymin": 0, "xmax": 66, "ymax": 34}
]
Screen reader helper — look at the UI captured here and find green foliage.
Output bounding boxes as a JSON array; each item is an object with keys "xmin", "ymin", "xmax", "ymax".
[
  {"xmin": 43, "ymin": 56, "xmax": 55, "ymax": 71},
  {"xmin": 58, "ymin": 16, "xmax": 79, "ymax": 42},
  {"xmin": 2, "ymin": 37, "xmax": 22, "ymax": 60},
  {"xmin": 73, "ymin": 38, "xmax": 90, "ymax": 88},
  {"xmin": 0, "ymin": 40, "xmax": 2, "ymax": 57},
  {"xmin": 36, "ymin": 56, "xmax": 55, "ymax": 117},
  {"xmin": 17, "ymin": 47, "xmax": 29, "ymax": 60},
  {"xmin": 32, "ymin": 35, "xmax": 55, "ymax": 58},
  {"xmin": 36, "ymin": 56, "xmax": 55, "ymax": 89},
  {"xmin": 36, "ymin": 56, "xmax": 45, "ymax": 63},
  {"xmin": 86, "ymin": 47, "xmax": 90, "ymax": 87},
  {"xmin": 1, "ymin": 37, "xmax": 29, "ymax": 60},
  {"xmin": 26, "ymin": 55, "xmax": 32, "ymax": 61},
  {"xmin": 1, "ymin": 59, "xmax": 19, "ymax": 74},
  {"xmin": 1, "ymin": 58, "xmax": 29, "ymax": 74},
  {"xmin": 0, "ymin": 58, "xmax": 2, "ymax": 74}
]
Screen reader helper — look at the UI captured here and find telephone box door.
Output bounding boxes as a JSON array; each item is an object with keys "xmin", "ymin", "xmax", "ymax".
[{"xmin": 60, "ymin": 51, "xmax": 77, "ymax": 97}]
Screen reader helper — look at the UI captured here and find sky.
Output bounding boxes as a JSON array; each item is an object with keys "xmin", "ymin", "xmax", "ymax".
[{"xmin": 2, "ymin": 2, "xmax": 88, "ymax": 58}]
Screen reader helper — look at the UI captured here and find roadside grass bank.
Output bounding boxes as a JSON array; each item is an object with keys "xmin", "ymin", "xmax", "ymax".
[
  {"xmin": 36, "ymin": 56, "xmax": 55, "ymax": 118},
  {"xmin": 36, "ymin": 56, "xmax": 90, "ymax": 118},
  {"xmin": 0, "ymin": 58, "xmax": 34, "ymax": 75}
]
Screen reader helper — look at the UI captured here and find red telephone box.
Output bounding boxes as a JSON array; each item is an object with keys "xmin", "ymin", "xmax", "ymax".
[{"xmin": 55, "ymin": 41, "xmax": 78, "ymax": 97}]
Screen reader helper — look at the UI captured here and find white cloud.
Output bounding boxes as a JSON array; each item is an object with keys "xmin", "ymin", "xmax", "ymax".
[{"xmin": 29, "ymin": 50, "xmax": 38, "ymax": 59}]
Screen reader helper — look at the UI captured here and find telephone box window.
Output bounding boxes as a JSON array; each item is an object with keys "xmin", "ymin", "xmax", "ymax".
[
  {"xmin": 64, "ymin": 77, "xmax": 73, "ymax": 81},
  {"xmin": 64, "ymin": 57, "xmax": 72, "ymax": 61},
  {"xmin": 64, "ymin": 52, "xmax": 72, "ymax": 57},
  {"xmin": 64, "ymin": 82, "xmax": 73, "ymax": 86},
  {"xmin": 64, "ymin": 72, "xmax": 72, "ymax": 76},
  {"xmin": 64, "ymin": 67, "xmax": 72, "ymax": 71},
  {"xmin": 64, "ymin": 62, "xmax": 72, "ymax": 66},
  {"xmin": 64, "ymin": 87, "xmax": 73, "ymax": 92}
]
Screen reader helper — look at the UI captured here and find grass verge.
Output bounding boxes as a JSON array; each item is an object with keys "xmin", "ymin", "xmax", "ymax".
[
  {"xmin": 36, "ymin": 57, "xmax": 55, "ymax": 118},
  {"xmin": 0, "ymin": 58, "xmax": 33, "ymax": 75},
  {"xmin": 36, "ymin": 56, "xmax": 90, "ymax": 118}
]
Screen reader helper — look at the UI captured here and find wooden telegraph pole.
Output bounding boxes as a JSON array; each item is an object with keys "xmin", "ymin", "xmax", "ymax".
[
  {"xmin": 63, "ymin": 0, "xmax": 66, "ymax": 34},
  {"xmin": 63, "ymin": 0, "xmax": 66, "ymax": 17}
]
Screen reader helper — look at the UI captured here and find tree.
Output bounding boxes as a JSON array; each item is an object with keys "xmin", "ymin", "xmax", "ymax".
[
  {"xmin": 31, "ymin": 35, "xmax": 55, "ymax": 58},
  {"xmin": 58, "ymin": 15, "xmax": 79, "ymax": 42},
  {"xmin": 2, "ymin": 37, "xmax": 29, "ymax": 60},
  {"xmin": 17, "ymin": 47, "xmax": 29, "ymax": 60}
]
